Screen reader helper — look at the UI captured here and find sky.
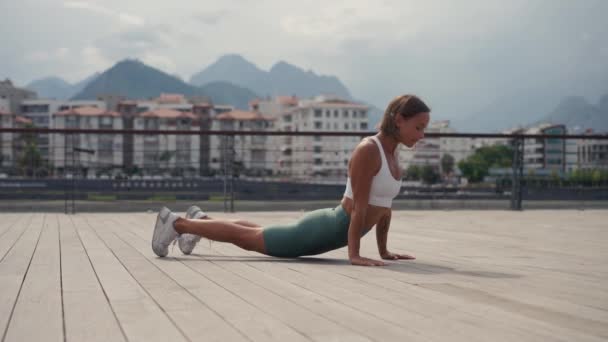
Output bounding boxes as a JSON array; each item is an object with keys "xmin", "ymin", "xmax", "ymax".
[{"xmin": 1, "ymin": 0, "xmax": 607, "ymax": 120}]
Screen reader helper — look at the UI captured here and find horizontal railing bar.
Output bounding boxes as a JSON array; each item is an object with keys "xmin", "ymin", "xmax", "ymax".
[{"xmin": 1, "ymin": 128, "xmax": 607, "ymax": 139}]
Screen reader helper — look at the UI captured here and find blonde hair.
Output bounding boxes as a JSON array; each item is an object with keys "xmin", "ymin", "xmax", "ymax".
[{"xmin": 380, "ymin": 95, "xmax": 430, "ymax": 138}]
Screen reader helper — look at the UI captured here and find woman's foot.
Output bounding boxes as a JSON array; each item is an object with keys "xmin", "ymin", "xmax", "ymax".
[
  {"xmin": 177, "ymin": 205, "xmax": 208, "ymax": 255},
  {"xmin": 151, "ymin": 207, "xmax": 180, "ymax": 257}
]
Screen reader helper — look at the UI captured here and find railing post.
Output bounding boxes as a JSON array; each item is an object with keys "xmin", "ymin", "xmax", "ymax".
[
  {"xmin": 510, "ymin": 136, "xmax": 524, "ymax": 210},
  {"xmin": 230, "ymin": 133, "xmax": 235, "ymax": 213},
  {"xmin": 220, "ymin": 133, "xmax": 236, "ymax": 213}
]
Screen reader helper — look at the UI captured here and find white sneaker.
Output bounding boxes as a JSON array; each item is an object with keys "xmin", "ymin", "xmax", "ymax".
[
  {"xmin": 177, "ymin": 205, "xmax": 208, "ymax": 255},
  {"xmin": 151, "ymin": 207, "xmax": 180, "ymax": 257}
]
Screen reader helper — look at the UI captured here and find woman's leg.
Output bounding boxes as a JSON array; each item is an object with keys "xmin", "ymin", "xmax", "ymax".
[
  {"xmin": 174, "ymin": 218, "xmax": 266, "ymax": 254},
  {"xmin": 203, "ymin": 216, "xmax": 261, "ymax": 228}
]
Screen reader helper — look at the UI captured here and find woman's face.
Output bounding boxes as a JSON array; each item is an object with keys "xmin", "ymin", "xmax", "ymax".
[{"xmin": 396, "ymin": 112, "xmax": 430, "ymax": 147}]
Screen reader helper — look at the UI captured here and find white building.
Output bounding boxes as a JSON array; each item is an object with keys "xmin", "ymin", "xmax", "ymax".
[
  {"xmin": 0, "ymin": 98, "xmax": 10, "ymax": 113},
  {"xmin": 133, "ymin": 108, "xmax": 200, "ymax": 176},
  {"xmin": 209, "ymin": 110, "xmax": 275, "ymax": 176},
  {"xmin": 250, "ymin": 95, "xmax": 299, "ymax": 120},
  {"xmin": 404, "ymin": 120, "xmax": 474, "ymax": 175},
  {"xmin": 522, "ymin": 124, "xmax": 569, "ymax": 173},
  {"xmin": 20, "ymin": 99, "xmax": 106, "ymax": 162},
  {"xmin": 279, "ymin": 96, "xmax": 369, "ymax": 181},
  {"xmin": 1, "ymin": 110, "xmax": 32, "ymax": 170},
  {"xmin": 577, "ymin": 132, "xmax": 608, "ymax": 170},
  {"xmin": 52, "ymin": 106, "xmax": 123, "ymax": 177}
]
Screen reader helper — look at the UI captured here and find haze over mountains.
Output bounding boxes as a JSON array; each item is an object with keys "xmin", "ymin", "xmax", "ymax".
[{"xmin": 24, "ymin": 54, "xmax": 607, "ymax": 132}]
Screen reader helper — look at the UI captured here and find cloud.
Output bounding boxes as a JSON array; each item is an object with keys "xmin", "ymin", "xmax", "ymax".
[
  {"xmin": 63, "ymin": 1, "xmax": 112, "ymax": 15},
  {"xmin": 119, "ymin": 13, "xmax": 145, "ymax": 26},
  {"xmin": 193, "ymin": 9, "xmax": 232, "ymax": 25},
  {"xmin": 25, "ymin": 47, "xmax": 71, "ymax": 62},
  {"xmin": 63, "ymin": 1, "xmax": 145, "ymax": 26}
]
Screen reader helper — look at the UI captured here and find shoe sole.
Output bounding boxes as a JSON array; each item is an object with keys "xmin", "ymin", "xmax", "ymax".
[{"xmin": 152, "ymin": 207, "xmax": 170, "ymax": 257}]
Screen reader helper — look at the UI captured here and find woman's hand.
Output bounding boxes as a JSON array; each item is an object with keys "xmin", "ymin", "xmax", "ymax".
[
  {"xmin": 380, "ymin": 252, "xmax": 416, "ymax": 260},
  {"xmin": 350, "ymin": 256, "xmax": 387, "ymax": 266}
]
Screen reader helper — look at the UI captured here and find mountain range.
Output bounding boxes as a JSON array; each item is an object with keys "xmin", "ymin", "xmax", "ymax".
[
  {"xmin": 23, "ymin": 55, "xmax": 606, "ymax": 132},
  {"xmin": 26, "ymin": 73, "xmax": 99, "ymax": 100},
  {"xmin": 190, "ymin": 54, "xmax": 352, "ymax": 100}
]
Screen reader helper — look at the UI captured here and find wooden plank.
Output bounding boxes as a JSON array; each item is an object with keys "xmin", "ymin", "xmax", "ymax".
[
  {"xmin": 71, "ymin": 214, "xmax": 188, "ymax": 342},
  {"xmin": 111, "ymin": 214, "xmax": 314, "ymax": 342},
  {"xmin": 0, "ymin": 214, "xmax": 20, "ymax": 239},
  {"xmin": 0, "ymin": 214, "xmax": 42, "ymax": 341},
  {"xmin": 58, "ymin": 214, "xmax": 127, "ymax": 342},
  {"xmin": 0, "ymin": 216, "xmax": 29, "ymax": 263},
  {"xmin": 3, "ymin": 214, "xmax": 63, "ymax": 342},
  {"xmin": 217, "ymin": 242, "xmax": 558, "ymax": 342},
  {"xmin": 88, "ymin": 215, "xmax": 249, "ymax": 342}
]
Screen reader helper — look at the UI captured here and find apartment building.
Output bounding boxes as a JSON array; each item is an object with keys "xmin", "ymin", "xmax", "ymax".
[
  {"xmin": 577, "ymin": 131, "xmax": 608, "ymax": 170},
  {"xmin": 133, "ymin": 108, "xmax": 200, "ymax": 176},
  {"xmin": 0, "ymin": 79, "xmax": 37, "ymax": 115},
  {"xmin": 279, "ymin": 96, "xmax": 368, "ymax": 181},
  {"xmin": 522, "ymin": 124, "xmax": 570, "ymax": 173},
  {"xmin": 0, "ymin": 110, "xmax": 32, "ymax": 171},
  {"xmin": 52, "ymin": 106, "xmax": 123, "ymax": 177},
  {"xmin": 20, "ymin": 99, "xmax": 106, "ymax": 161},
  {"xmin": 404, "ymin": 120, "xmax": 474, "ymax": 175},
  {"xmin": 209, "ymin": 110, "xmax": 275, "ymax": 176}
]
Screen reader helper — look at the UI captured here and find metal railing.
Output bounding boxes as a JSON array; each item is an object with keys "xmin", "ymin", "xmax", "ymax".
[{"xmin": 1, "ymin": 127, "xmax": 607, "ymax": 213}]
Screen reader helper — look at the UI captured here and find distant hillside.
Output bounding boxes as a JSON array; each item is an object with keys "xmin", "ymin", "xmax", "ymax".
[
  {"xmin": 198, "ymin": 81, "xmax": 259, "ymax": 110},
  {"xmin": 26, "ymin": 73, "xmax": 99, "ymax": 100},
  {"xmin": 71, "ymin": 59, "xmax": 199, "ymax": 100},
  {"xmin": 190, "ymin": 54, "xmax": 352, "ymax": 100},
  {"xmin": 70, "ymin": 59, "xmax": 258, "ymax": 109},
  {"xmin": 540, "ymin": 94, "xmax": 608, "ymax": 132}
]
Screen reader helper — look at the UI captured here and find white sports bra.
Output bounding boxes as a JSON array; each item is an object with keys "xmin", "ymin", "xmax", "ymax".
[{"xmin": 343, "ymin": 136, "xmax": 402, "ymax": 208}]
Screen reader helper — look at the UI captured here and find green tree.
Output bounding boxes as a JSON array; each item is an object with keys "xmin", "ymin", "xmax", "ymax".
[
  {"xmin": 420, "ymin": 165, "xmax": 440, "ymax": 184},
  {"xmin": 406, "ymin": 165, "xmax": 421, "ymax": 180},
  {"xmin": 440, "ymin": 153, "xmax": 455, "ymax": 176},
  {"xmin": 458, "ymin": 145, "xmax": 513, "ymax": 183},
  {"xmin": 592, "ymin": 169, "xmax": 602, "ymax": 185},
  {"xmin": 19, "ymin": 143, "xmax": 42, "ymax": 177}
]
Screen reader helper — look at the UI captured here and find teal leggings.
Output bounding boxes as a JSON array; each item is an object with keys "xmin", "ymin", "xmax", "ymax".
[{"xmin": 262, "ymin": 205, "xmax": 370, "ymax": 258}]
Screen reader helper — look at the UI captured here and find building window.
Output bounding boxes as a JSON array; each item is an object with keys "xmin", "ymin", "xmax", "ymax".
[
  {"xmin": 314, "ymin": 146, "xmax": 322, "ymax": 153},
  {"xmin": 314, "ymin": 158, "xmax": 323, "ymax": 165},
  {"xmin": 314, "ymin": 109, "xmax": 322, "ymax": 118},
  {"xmin": 314, "ymin": 121, "xmax": 322, "ymax": 129},
  {"xmin": 334, "ymin": 110, "xmax": 338, "ymax": 118},
  {"xmin": 343, "ymin": 110, "xmax": 348, "ymax": 118},
  {"xmin": 360, "ymin": 122, "xmax": 368, "ymax": 130}
]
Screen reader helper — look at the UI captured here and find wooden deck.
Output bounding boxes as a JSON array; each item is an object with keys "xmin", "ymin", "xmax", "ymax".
[{"xmin": 0, "ymin": 209, "xmax": 606, "ymax": 342}]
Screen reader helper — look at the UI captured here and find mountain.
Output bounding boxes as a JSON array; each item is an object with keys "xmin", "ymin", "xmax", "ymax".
[
  {"xmin": 71, "ymin": 59, "xmax": 258, "ymax": 109},
  {"xmin": 72, "ymin": 59, "xmax": 198, "ymax": 100},
  {"xmin": 198, "ymin": 81, "xmax": 258, "ymax": 110},
  {"xmin": 72, "ymin": 72, "xmax": 100, "ymax": 94},
  {"xmin": 26, "ymin": 74, "xmax": 99, "ymax": 100},
  {"xmin": 190, "ymin": 54, "xmax": 352, "ymax": 100},
  {"xmin": 452, "ymin": 87, "xmax": 563, "ymax": 133},
  {"xmin": 540, "ymin": 94, "xmax": 608, "ymax": 132}
]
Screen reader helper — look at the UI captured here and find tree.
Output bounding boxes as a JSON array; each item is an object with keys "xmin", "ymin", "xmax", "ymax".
[
  {"xmin": 406, "ymin": 165, "xmax": 421, "ymax": 180},
  {"xmin": 420, "ymin": 165, "xmax": 440, "ymax": 184},
  {"xmin": 440, "ymin": 153, "xmax": 455, "ymax": 176},
  {"xmin": 18, "ymin": 143, "xmax": 42, "ymax": 177},
  {"xmin": 458, "ymin": 145, "xmax": 513, "ymax": 183}
]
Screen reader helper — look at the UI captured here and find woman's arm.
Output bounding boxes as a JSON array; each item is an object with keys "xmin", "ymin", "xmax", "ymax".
[
  {"xmin": 376, "ymin": 210, "xmax": 416, "ymax": 260},
  {"xmin": 375, "ymin": 210, "xmax": 390, "ymax": 256},
  {"xmin": 347, "ymin": 141, "xmax": 386, "ymax": 266}
]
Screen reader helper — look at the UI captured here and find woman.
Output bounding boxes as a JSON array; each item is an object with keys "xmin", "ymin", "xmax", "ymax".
[{"xmin": 152, "ymin": 94, "xmax": 430, "ymax": 266}]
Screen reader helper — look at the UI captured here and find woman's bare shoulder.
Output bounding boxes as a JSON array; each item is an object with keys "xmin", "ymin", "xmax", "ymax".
[{"xmin": 350, "ymin": 137, "xmax": 381, "ymax": 174}]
